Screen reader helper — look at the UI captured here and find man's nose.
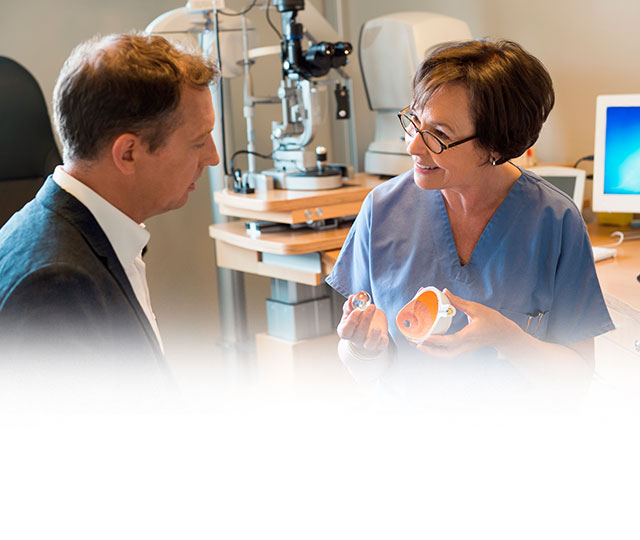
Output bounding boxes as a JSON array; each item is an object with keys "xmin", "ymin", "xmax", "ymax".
[{"xmin": 206, "ymin": 134, "xmax": 220, "ymax": 166}]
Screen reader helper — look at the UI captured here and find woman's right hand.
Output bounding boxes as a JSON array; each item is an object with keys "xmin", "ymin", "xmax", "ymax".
[{"xmin": 337, "ymin": 295, "xmax": 390, "ymax": 356}]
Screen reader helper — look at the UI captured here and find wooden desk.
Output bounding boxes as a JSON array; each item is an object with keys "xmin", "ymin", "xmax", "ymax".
[
  {"xmin": 210, "ymin": 221, "xmax": 348, "ymax": 286},
  {"xmin": 589, "ymin": 223, "xmax": 640, "ymax": 388},
  {"xmin": 209, "ymin": 220, "xmax": 352, "ymax": 256},
  {"xmin": 589, "ymin": 223, "xmax": 640, "ymax": 315},
  {"xmin": 214, "ymin": 173, "xmax": 383, "ymax": 224},
  {"xmin": 210, "ymin": 175, "xmax": 382, "ymax": 286},
  {"xmin": 209, "ymin": 178, "xmax": 383, "ymax": 370}
]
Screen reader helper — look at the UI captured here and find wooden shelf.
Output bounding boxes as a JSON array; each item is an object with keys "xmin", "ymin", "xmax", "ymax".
[
  {"xmin": 209, "ymin": 220, "xmax": 352, "ymax": 256},
  {"xmin": 214, "ymin": 173, "xmax": 383, "ymax": 224}
]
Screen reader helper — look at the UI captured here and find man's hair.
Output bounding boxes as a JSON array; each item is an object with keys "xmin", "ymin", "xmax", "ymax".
[
  {"xmin": 411, "ymin": 39, "xmax": 554, "ymax": 165},
  {"xmin": 53, "ymin": 33, "xmax": 220, "ymax": 161}
]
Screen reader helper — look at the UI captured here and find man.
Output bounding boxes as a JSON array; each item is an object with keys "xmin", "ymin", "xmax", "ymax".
[{"xmin": 0, "ymin": 33, "xmax": 220, "ymax": 377}]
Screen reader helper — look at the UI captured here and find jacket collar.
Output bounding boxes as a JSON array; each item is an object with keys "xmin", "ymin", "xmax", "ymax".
[{"xmin": 36, "ymin": 176, "xmax": 164, "ymax": 360}]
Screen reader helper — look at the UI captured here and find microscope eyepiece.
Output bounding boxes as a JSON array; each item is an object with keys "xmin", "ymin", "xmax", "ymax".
[{"xmin": 303, "ymin": 41, "xmax": 352, "ymax": 77}]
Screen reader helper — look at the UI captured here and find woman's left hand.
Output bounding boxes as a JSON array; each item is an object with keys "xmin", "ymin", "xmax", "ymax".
[{"xmin": 416, "ymin": 289, "xmax": 523, "ymax": 358}]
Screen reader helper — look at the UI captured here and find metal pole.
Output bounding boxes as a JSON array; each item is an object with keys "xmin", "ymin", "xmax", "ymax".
[{"xmin": 209, "ymin": 81, "xmax": 251, "ymax": 365}]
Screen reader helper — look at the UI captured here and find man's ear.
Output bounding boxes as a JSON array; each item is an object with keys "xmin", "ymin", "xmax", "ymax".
[{"xmin": 111, "ymin": 133, "xmax": 141, "ymax": 175}]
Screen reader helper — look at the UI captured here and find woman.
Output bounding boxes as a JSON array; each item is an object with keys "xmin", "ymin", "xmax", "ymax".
[{"xmin": 326, "ymin": 39, "xmax": 613, "ymax": 389}]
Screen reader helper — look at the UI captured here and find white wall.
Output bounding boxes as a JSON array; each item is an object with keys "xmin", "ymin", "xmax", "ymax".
[
  {"xmin": 3, "ymin": 0, "xmax": 640, "ymax": 369},
  {"xmin": 340, "ymin": 0, "xmax": 640, "ymax": 169}
]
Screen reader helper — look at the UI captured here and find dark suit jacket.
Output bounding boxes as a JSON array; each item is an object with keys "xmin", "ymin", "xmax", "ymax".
[{"xmin": 0, "ymin": 177, "xmax": 168, "ymax": 382}]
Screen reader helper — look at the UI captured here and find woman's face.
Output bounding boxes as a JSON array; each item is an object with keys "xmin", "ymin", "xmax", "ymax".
[{"xmin": 405, "ymin": 83, "xmax": 489, "ymax": 192}]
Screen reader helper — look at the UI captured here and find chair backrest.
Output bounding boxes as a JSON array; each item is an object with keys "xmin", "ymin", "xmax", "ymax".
[
  {"xmin": 0, "ymin": 56, "xmax": 61, "ymax": 180},
  {"xmin": 0, "ymin": 56, "xmax": 62, "ymax": 226}
]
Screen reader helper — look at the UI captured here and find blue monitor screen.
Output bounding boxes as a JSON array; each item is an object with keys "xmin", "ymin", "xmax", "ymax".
[{"xmin": 604, "ymin": 106, "xmax": 640, "ymax": 195}]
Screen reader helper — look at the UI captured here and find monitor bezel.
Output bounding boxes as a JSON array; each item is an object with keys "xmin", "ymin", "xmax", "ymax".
[
  {"xmin": 592, "ymin": 93, "xmax": 640, "ymax": 213},
  {"xmin": 528, "ymin": 166, "xmax": 586, "ymax": 212}
]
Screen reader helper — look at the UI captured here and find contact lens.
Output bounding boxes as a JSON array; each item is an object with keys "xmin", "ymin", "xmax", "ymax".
[{"xmin": 350, "ymin": 291, "xmax": 372, "ymax": 311}]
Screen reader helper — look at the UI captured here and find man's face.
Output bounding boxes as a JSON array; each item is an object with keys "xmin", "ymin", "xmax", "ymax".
[{"xmin": 136, "ymin": 85, "xmax": 219, "ymax": 220}]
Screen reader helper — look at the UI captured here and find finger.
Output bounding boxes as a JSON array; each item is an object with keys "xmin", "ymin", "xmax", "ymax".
[
  {"xmin": 416, "ymin": 339, "xmax": 460, "ymax": 359},
  {"xmin": 351, "ymin": 304, "xmax": 376, "ymax": 344},
  {"xmin": 342, "ymin": 296, "xmax": 355, "ymax": 316},
  {"xmin": 417, "ymin": 331, "xmax": 476, "ymax": 359},
  {"xmin": 443, "ymin": 288, "xmax": 474, "ymax": 317},
  {"xmin": 363, "ymin": 326, "xmax": 381, "ymax": 351},
  {"xmin": 337, "ymin": 307, "xmax": 362, "ymax": 340}
]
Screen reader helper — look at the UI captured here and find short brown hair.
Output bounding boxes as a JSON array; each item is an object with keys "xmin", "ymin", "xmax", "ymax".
[
  {"xmin": 411, "ymin": 40, "xmax": 554, "ymax": 165},
  {"xmin": 53, "ymin": 33, "xmax": 219, "ymax": 161}
]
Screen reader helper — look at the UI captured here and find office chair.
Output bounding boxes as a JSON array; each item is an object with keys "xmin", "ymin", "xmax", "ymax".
[{"xmin": 0, "ymin": 56, "xmax": 62, "ymax": 227}]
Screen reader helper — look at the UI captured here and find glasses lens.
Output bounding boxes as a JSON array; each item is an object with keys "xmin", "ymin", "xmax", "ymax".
[
  {"xmin": 399, "ymin": 114, "xmax": 417, "ymax": 136},
  {"xmin": 422, "ymin": 131, "xmax": 444, "ymax": 154}
]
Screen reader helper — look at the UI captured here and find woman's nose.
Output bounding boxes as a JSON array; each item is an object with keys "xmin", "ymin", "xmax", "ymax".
[{"xmin": 406, "ymin": 132, "xmax": 426, "ymax": 156}]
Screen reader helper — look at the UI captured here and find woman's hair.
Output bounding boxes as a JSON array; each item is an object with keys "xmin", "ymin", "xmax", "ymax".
[
  {"xmin": 411, "ymin": 39, "xmax": 554, "ymax": 164},
  {"xmin": 53, "ymin": 33, "xmax": 220, "ymax": 161}
]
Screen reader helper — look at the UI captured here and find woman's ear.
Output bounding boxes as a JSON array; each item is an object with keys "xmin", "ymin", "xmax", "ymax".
[
  {"xmin": 111, "ymin": 133, "xmax": 139, "ymax": 175},
  {"xmin": 488, "ymin": 153, "xmax": 502, "ymax": 166}
]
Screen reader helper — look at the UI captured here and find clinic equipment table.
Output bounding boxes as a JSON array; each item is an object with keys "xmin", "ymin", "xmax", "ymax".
[{"xmin": 209, "ymin": 174, "xmax": 383, "ymax": 369}]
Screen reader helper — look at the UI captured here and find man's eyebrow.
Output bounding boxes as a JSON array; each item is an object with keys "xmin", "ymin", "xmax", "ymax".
[{"xmin": 192, "ymin": 128, "xmax": 212, "ymax": 142}]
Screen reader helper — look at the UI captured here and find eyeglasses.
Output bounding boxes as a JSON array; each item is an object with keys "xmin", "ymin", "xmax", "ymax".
[{"xmin": 397, "ymin": 106, "xmax": 477, "ymax": 154}]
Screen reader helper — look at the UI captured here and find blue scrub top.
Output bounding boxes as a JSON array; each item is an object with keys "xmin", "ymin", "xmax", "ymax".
[{"xmin": 327, "ymin": 168, "xmax": 614, "ymax": 363}]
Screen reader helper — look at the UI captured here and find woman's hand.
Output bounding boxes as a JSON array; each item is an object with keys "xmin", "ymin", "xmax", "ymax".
[
  {"xmin": 416, "ymin": 289, "xmax": 522, "ymax": 358},
  {"xmin": 416, "ymin": 289, "xmax": 594, "ymax": 388},
  {"xmin": 337, "ymin": 294, "xmax": 390, "ymax": 356}
]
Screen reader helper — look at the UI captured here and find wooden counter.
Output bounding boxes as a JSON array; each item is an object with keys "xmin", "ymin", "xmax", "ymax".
[
  {"xmin": 210, "ymin": 175, "xmax": 382, "ymax": 286},
  {"xmin": 213, "ymin": 173, "xmax": 383, "ymax": 224},
  {"xmin": 589, "ymin": 223, "xmax": 640, "ymax": 320},
  {"xmin": 589, "ymin": 222, "xmax": 640, "ymax": 388},
  {"xmin": 209, "ymin": 221, "xmax": 349, "ymax": 286}
]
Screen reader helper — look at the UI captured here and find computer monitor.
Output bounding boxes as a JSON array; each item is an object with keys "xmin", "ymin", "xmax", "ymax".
[
  {"xmin": 592, "ymin": 94, "xmax": 640, "ymax": 213},
  {"xmin": 529, "ymin": 166, "xmax": 586, "ymax": 212}
]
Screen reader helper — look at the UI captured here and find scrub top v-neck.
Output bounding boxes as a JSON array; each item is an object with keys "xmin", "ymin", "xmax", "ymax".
[
  {"xmin": 327, "ymin": 168, "xmax": 614, "ymax": 363},
  {"xmin": 429, "ymin": 177, "xmax": 518, "ymax": 280}
]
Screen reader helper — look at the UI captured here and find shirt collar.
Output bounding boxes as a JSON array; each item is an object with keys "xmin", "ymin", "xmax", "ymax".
[{"xmin": 52, "ymin": 166, "xmax": 150, "ymax": 268}]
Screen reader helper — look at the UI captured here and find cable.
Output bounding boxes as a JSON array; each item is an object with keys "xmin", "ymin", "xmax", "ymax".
[
  {"xmin": 217, "ymin": 0, "xmax": 258, "ymax": 16},
  {"xmin": 229, "ymin": 149, "xmax": 273, "ymax": 175},
  {"xmin": 573, "ymin": 154, "xmax": 594, "ymax": 179},
  {"xmin": 573, "ymin": 155, "xmax": 594, "ymax": 169},
  {"xmin": 212, "ymin": 9, "xmax": 230, "ymax": 176},
  {"xmin": 607, "ymin": 231, "xmax": 640, "ymax": 246},
  {"xmin": 357, "ymin": 21, "xmax": 374, "ymax": 111},
  {"xmin": 266, "ymin": 0, "xmax": 283, "ymax": 40}
]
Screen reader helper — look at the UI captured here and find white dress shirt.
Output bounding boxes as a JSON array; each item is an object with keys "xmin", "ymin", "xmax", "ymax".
[{"xmin": 52, "ymin": 166, "xmax": 164, "ymax": 352}]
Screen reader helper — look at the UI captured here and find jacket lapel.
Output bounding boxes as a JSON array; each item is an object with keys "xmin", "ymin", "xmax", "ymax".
[{"xmin": 36, "ymin": 177, "xmax": 164, "ymax": 359}]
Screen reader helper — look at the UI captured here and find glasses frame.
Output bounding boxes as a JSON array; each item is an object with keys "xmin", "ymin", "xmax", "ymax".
[{"xmin": 398, "ymin": 106, "xmax": 477, "ymax": 154}]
